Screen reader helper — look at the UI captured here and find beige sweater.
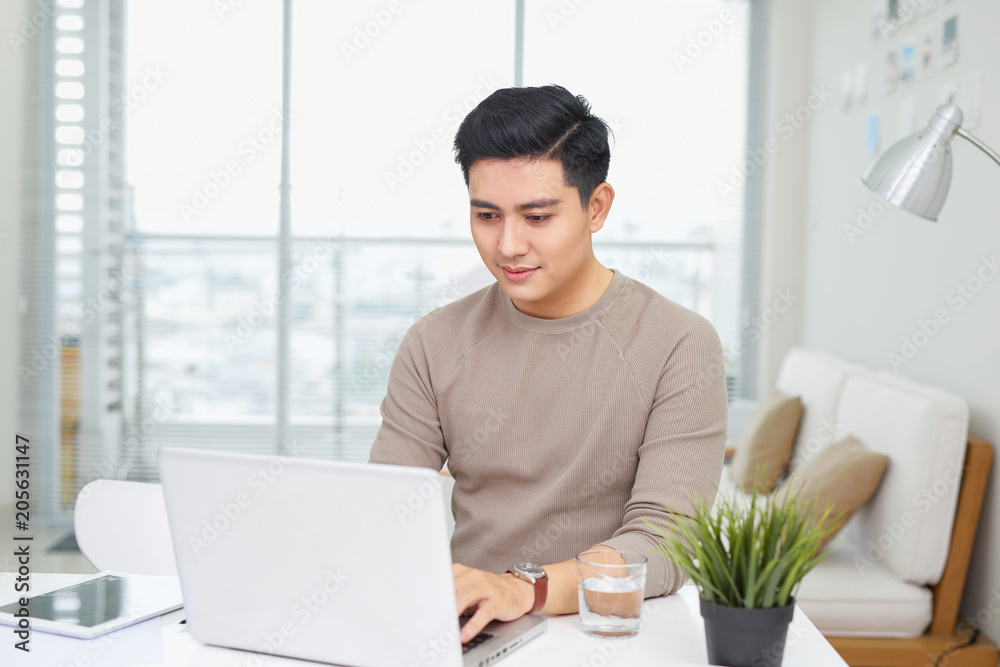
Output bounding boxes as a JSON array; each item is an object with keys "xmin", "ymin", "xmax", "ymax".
[{"xmin": 368, "ymin": 270, "xmax": 727, "ymax": 597}]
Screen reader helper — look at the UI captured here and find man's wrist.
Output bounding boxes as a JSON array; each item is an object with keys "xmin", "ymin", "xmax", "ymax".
[
  {"xmin": 505, "ymin": 563, "xmax": 548, "ymax": 614},
  {"xmin": 503, "ymin": 572, "xmax": 537, "ymax": 614}
]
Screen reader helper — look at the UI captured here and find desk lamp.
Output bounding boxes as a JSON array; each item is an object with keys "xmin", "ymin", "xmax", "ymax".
[{"xmin": 861, "ymin": 104, "xmax": 1000, "ymax": 220}]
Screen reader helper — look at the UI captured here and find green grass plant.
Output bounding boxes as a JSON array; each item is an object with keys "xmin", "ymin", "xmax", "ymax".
[{"xmin": 647, "ymin": 485, "xmax": 842, "ymax": 609}]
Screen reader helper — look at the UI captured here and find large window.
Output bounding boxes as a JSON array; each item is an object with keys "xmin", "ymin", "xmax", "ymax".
[{"xmin": 21, "ymin": 0, "xmax": 760, "ymax": 518}]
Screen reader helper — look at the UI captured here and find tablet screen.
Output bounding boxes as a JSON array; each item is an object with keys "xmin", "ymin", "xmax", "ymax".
[{"xmin": 0, "ymin": 575, "xmax": 181, "ymax": 628}]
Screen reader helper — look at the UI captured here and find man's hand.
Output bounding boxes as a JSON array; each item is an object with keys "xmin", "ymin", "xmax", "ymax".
[{"xmin": 452, "ymin": 563, "xmax": 534, "ymax": 643}]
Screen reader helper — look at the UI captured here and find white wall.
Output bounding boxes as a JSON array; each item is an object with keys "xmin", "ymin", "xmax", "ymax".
[
  {"xmin": 788, "ymin": 0, "xmax": 1000, "ymax": 645},
  {"xmin": 756, "ymin": 0, "xmax": 813, "ymax": 396},
  {"xmin": 0, "ymin": 0, "xmax": 29, "ymax": 512}
]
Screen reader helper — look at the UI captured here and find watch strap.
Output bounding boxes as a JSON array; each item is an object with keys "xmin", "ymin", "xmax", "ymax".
[{"xmin": 507, "ymin": 566, "xmax": 548, "ymax": 614}]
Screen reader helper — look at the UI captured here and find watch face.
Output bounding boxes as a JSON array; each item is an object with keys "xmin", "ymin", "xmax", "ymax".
[{"xmin": 516, "ymin": 563, "xmax": 547, "ymax": 578}]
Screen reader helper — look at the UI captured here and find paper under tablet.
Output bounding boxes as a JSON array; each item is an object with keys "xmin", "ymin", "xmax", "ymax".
[{"xmin": 0, "ymin": 573, "xmax": 183, "ymax": 639}]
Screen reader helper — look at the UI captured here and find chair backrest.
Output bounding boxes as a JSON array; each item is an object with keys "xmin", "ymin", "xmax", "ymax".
[
  {"xmin": 74, "ymin": 479, "xmax": 178, "ymax": 576},
  {"xmin": 775, "ymin": 346, "xmax": 865, "ymax": 472}
]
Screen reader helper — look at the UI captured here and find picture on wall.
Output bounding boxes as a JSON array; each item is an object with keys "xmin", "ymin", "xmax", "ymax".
[
  {"xmin": 841, "ymin": 69, "xmax": 853, "ymax": 111},
  {"xmin": 887, "ymin": 0, "xmax": 899, "ymax": 23},
  {"xmin": 900, "ymin": 41, "xmax": 916, "ymax": 84},
  {"xmin": 919, "ymin": 28, "xmax": 934, "ymax": 77},
  {"xmin": 866, "ymin": 113, "xmax": 881, "ymax": 154},
  {"xmin": 854, "ymin": 62, "xmax": 869, "ymax": 107},
  {"xmin": 940, "ymin": 14, "xmax": 958, "ymax": 67},
  {"xmin": 883, "ymin": 48, "xmax": 899, "ymax": 93}
]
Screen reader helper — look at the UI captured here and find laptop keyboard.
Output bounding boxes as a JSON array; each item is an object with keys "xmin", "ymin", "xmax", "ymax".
[
  {"xmin": 461, "ymin": 632, "xmax": 495, "ymax": 654},
  {"xmin": 459, "ymin": 613, "xmax": 495, "ymax": 654}
]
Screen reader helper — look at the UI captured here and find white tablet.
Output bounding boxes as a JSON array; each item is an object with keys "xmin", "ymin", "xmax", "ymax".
[{"xmin": 0, "ymin": 572, "xmax": 183, "ymax": 639}]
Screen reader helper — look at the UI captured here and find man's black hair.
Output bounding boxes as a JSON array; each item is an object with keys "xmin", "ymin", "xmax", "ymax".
[{"xmin": 453, "ymin": 85, "xmax": 611, "ymax": 209}]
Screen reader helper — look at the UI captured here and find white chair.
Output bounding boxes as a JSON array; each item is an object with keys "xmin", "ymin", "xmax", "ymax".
[{"xmin": 73, "ymin": 479, "xmax": 178, "ymax": 576}]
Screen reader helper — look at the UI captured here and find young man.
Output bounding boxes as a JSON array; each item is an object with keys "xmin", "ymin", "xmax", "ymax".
[{"xmin": 369, "ymin": 85, "xmax": 727, "ymax": 643}]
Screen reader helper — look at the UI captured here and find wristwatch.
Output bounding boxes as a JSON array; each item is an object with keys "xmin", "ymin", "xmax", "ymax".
[{"xmin": 506, "ymin": 562, "xmax": 548, "ymax": 614}]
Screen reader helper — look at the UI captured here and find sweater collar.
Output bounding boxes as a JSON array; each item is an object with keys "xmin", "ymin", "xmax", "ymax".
[{"xmin": 499, "ymin": 269, "xmax": 628, "ymax": 334}]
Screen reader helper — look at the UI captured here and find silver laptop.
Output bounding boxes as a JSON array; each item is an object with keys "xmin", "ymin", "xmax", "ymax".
[{"xmin": 158, "ymin": 447, "xmax": 546, "ymax": 667}]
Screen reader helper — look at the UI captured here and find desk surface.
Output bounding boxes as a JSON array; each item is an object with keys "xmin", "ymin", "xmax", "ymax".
[{"xmin": 2, "ymin": 573, "xmax": 849, "ymax": 666}]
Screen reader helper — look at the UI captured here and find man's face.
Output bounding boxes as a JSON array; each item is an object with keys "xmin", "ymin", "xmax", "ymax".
[{"xmin": 468, "ymin": 157, "xmax": 611, "ymax": 319}]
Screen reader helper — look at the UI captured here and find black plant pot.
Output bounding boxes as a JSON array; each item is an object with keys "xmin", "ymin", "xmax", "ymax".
[{"xmin": 699, "ymin": 598, "xmax": 795, "ymax": 667}]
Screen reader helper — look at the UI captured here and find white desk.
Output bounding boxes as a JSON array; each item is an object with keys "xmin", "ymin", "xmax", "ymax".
[{"xmin": 2, "ymin": 573, "xmax": 849, "ymax": 666}]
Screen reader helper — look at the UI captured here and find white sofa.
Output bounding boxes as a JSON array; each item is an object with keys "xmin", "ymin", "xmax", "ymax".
[{"xmin": 719, "ymin": 347, "xmax": 970, "ymax": 638}]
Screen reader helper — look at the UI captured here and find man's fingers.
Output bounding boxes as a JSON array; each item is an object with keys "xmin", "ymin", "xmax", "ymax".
[
  {"xmin": 453, "ymin": 567, "xmax": 488, "ymax": 616},
  {"xmin": 460, "ymin": 603, "xmax": 495, "ymax": 644}
]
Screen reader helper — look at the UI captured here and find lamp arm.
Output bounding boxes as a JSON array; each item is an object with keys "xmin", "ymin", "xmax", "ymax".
[{"xmin": 956, "ymin": 128, "xmax": 1000, "ymax": 168}]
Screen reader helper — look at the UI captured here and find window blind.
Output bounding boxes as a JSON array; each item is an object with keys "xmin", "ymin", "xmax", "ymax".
[{"xmin": 19, "ymin": 0, "xmax": 128, "ymax": 519}]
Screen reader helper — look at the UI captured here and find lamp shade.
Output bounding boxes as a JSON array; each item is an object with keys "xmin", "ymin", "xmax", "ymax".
[{"xmin": 860, "ymin": 104, "xmax": 964, "ymax": 221}]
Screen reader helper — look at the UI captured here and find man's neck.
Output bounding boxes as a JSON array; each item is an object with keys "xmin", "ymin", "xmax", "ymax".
[{"xmin": 511, "ymin": 262, "xmax": 614, "ymax": 320}]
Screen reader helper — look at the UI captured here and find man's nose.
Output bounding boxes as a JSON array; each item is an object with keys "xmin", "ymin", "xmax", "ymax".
[{"xmin": 498, "ymin": 220, "xmax": 529, "ymax": 258}]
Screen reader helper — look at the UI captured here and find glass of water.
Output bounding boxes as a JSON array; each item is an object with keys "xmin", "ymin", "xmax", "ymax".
[{"xmin": 576, "ymin": 549, "xmax": 647, "ymax": 638}]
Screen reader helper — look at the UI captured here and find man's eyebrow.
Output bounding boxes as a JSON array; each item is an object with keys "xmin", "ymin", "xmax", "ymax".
[
  {"xmin": 517, "ymin": 198, "xmax": 561, "ymax": 210},
  {"xmin": 469, "ymin": 199, "xmax": 500, "ymax": 210},
  {"xmin": 469, "ymin": 198, "xmax": 562, "ymax": 210}
]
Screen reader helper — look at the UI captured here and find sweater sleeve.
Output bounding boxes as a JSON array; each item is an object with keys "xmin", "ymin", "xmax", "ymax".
[
  {"xmin": 368, "ymin": 326, "xmax": 448, "ymax": 472},
  {"xmin": 600, "ymin": 318, "xmax": 728, "ymax": 597}
]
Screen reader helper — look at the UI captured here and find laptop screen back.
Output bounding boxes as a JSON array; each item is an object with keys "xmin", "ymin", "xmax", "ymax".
[{"xmin": 158, "ymin": 447, "xmax": 464, "ymax": 667}]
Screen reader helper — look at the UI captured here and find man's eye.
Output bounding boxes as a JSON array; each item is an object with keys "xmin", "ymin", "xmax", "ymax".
[
  {"xmin": 527, "ymin": 215, "xmax": 550, "ymax": 222},
  {"xmin": 476, "ymin": 212, "xmax": 496, "ymax": 221}
]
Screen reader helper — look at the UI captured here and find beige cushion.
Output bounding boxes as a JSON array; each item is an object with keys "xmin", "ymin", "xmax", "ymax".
[
  {"xmin": 728, "ymin": 389, "xmax": 803, "ymax": 492},
  {"xmin": 777, "ymin": 435, "xmax": 889, "ymax": 550}
]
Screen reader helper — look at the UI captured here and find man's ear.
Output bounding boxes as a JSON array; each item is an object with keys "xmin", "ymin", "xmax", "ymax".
[{"xmin": 587, "ymin": 182, "xmax": 615, "ymax": 233}]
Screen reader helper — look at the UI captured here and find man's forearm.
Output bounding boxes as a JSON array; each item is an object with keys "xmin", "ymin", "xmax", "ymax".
[{"xmin": 503, "ymin": 544, "xmax": 620, "ymax": 615}]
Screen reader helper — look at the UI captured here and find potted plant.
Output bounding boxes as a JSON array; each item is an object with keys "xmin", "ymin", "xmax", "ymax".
[{"xmin": 647, "ymin": 485, "xmax": 840, "ymax": 667}]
